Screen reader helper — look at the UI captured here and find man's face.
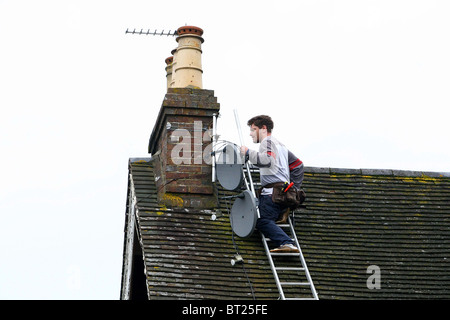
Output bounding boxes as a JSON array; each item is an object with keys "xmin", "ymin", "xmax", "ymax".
[{"xmin": 250, "ymin": 124, "xmax": 265, "ymax": 143}]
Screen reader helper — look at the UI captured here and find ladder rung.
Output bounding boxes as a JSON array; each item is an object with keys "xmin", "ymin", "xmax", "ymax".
[
  {"xmin": 270, "ymin": 252, "xmax": 300, "ymax": 256},
  {"xmin": 276, "ymin": 224, "xmax": 290, "ymax": 228},
  {"xmin": 280, "ymin": 282, "xmax": 310, "ymax": 286},
  {"xmin": 265, "ymin": 238, "xmax": 295, "ymax": 242},
  {"xmin": 285, "ymin": 298, "xmax": 317, "ymax": 300},
  {"xmin": 275, "ymin": 267, "xmax": 305, "ymax": 271}
]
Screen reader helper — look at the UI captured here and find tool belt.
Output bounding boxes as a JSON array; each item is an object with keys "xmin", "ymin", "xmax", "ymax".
[{"xmin": 258, "ymin": 182, "xmax": 306, "ymax": 209}]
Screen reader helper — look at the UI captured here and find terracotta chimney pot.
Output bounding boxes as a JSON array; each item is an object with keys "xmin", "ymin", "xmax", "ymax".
[
  {"xmin": 165, "ymin": 56, "xmax": 173, "ymax": 89},
  {"xmin": 177, "ymin": 26, "xmax": 204, "ymax": 36},
  {"xmin": 169, "ymin": 48, "xmax": 178, "ymax": 88}
]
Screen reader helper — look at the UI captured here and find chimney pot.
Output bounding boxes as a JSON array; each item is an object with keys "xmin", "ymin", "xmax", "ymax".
[
  {"xmin": 169, "ymin": 25, "xmax": 204, "ymax": 89},
  {"xmin": 165, "ymin": 56, "xmax": 173, "ymax": 89},
  {"xmin": 177, "ymin": 26, "xmax": 204, "ymax": 36},
  {"xmin": 165, "ymin": 56, "xmax": 173, "ymax": 65}
]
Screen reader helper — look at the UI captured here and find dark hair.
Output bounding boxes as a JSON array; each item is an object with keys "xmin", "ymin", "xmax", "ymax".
[{"xmin": 247, "ymin": 115, "xmax": 274, "ymax": 132}]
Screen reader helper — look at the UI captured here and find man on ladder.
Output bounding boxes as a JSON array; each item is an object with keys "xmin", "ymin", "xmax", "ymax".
[{"xmin": 240, "ymin": 115, "xmax": 304, "ymax": 253}]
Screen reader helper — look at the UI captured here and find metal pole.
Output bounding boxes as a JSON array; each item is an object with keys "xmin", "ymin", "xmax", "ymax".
[
  {"xmin": 211, "ymin": 113, "xmax": 218, "ymax": 182},
  {"xmin": 233, "ymin": 109, "xmax": 245, "ymax": 147},
  {"xmin": 233, "ymin": 109, "xmax": 260, "ymax": 218},
  {"xmin": 233, "ymin": 110, "xmax": 256, "ymax": 195}
]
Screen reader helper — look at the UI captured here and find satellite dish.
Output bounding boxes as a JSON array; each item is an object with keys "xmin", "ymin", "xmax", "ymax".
[
  {"xmin": 215, "ymin": 143, "xmax": 244, "ymax": 191},
  {"xmin": 230, "ymin": 190, "xmax": 258, "ymax": 238}
]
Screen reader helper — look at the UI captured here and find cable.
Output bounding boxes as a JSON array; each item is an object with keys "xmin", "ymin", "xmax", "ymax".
[{"xmin": 219, "ymin": 185, "xmax": 256, "ymax": 300}]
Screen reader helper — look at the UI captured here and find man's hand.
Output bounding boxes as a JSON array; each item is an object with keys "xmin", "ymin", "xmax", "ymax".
[{"xmin": 240, "ymin": 146, "xmax": 249, "ymax": 155}]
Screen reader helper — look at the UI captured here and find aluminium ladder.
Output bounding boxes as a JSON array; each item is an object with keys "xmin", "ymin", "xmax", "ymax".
[
  {"xmin": 260, "ymin": 213, "xmax": 319, "ymax": 300},
  {"xmin": 241, "ymin": 165, "xmax": 318, "ymax": 300}
]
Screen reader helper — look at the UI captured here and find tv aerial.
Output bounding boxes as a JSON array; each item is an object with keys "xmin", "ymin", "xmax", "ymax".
[
  {"xmin": 125, "ymin": 28, "xmax": 178, "ymax": 37},
  {"xmin": 212, "ymin": 110, "xmax": 260, "ymax": 238}
]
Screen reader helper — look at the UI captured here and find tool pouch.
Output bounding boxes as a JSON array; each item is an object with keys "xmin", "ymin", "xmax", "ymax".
[{"xmin": 269, "ymin": 183, "xmax": 306, "ymax": 209}]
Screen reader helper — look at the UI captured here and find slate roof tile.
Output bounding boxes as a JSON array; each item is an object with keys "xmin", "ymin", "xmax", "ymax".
[{"xmin": 122, "ymin": 159, "xmax": 450, "ymax": 299}]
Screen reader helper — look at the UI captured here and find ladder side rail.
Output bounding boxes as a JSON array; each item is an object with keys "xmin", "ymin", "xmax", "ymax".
[
  {"xmin": 260, "ymin": 232, "xmax": 285, "ymax": 300},
  {"xmin": 288, "ymin": 216, "xmax": 319, "ymax": 300}
]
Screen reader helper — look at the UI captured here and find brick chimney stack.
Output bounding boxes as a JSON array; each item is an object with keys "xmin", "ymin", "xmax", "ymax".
[{"xmin": 149, "ymin": 26, "xmax": 220, "ymax": 209}]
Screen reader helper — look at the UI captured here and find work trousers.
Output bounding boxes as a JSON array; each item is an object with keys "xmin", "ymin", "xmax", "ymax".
[{"xmin": 256, "ymin": 195, "xmax": 294, "ymax": 248}]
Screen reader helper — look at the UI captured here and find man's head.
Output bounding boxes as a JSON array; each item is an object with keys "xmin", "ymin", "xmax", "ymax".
[{"xmin": 247, "ymin": 115, "xmax": 274, "ymax": 143}]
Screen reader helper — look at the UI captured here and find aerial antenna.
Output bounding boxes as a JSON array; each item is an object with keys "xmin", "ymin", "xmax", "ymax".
[{"xmin": 125, "ymin": 28, "xmax": 178, "ymax": 36}]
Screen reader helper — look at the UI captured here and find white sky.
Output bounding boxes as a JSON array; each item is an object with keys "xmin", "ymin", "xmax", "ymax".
[{"xmin": 0, "ymin": 0, "xmax": 449, "ymax": 299}]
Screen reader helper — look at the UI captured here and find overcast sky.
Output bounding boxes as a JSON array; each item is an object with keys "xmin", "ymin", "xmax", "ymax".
[{"xmin": 1, "ymin": 0, "xmax": 449, "ymax": 299}]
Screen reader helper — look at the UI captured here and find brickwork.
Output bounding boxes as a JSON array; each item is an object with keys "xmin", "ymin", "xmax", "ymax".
[{"xmin": 148, "ymin": 87, "xmax": 220, "ymax": 208}]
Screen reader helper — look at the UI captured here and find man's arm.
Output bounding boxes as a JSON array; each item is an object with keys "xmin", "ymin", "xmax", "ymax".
[
  {"xmin": 241, "ymin": 138, "xmax": 276, "ymax": 168},
  {"xmin": 288, "ymin": 150, "xmax": 304, "ymax": 188}
]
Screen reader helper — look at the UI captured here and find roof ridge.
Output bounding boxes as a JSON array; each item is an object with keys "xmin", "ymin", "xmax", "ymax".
[
  {"xmin": 305, "ymin": 166, "xmax": 450, "ymax": 178},
  {"xmin": 127, "ymin": 158, "xmax": 450, "ymax": 178}
]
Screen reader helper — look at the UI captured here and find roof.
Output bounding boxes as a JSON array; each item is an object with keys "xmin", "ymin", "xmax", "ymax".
[
  {"xmin": 121, "ymin": 158, "xmax": 450, "ymax": 299},
  {"xmin": 298, "ymin": 167, "xmax": 450, "ymax": 299}
]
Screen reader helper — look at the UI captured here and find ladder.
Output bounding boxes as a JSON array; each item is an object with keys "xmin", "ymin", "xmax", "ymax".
[{"xmin": 260, "ymin": 213, "xmax": 319, "ymax": 300}]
